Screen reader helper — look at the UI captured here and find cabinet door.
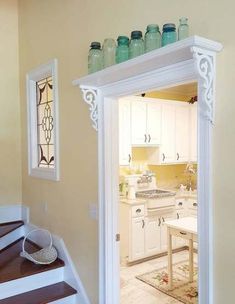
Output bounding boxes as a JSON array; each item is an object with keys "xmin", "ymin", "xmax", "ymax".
[
  {"xmin": 161, "ymin": 103, "xmax": 176, "ymax": 163},
  {"xmin": 175, "ymin": 104, "xmax": 190, "ymax": 163},
  {"xmin": 131, "ymin": 217, "xmax": 145, "ymax": 261},
  {"xmin": 131, "ymin": 101, "xmax": 147, "ymax": 145},
  {"xmin": 119, "ymin": 100, "xmax": 132, "ymax": 165},
  {"xmin": 190, "ymin": 104, "xmax": 197, "ymax": 162},
  {"xmin": 145, "ymin": 217, "xmax": 161, "ymax": 256},
  {"xmin": 146, "ymin": 102, "xmax": 161, "ymax": 145}
]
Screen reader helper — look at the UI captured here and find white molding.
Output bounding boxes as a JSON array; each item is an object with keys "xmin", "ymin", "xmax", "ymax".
[
  {"xmin": 0, "ymin": 225, "xmax": 25, "ymax": 251},
  {"xmin": 0, "ymin": 204, "xmax": 29, "ymax": 223},
  {"xmin": 25, "ymin": 223, "xmax": 90, "ymax": 304},
  {"xmin": 27, "ymin": 59, "xmax": 60, "ymax": 181},
  {"xmin": 73, "ymin": 36, "xmax": 223, "ymax": 304},
  {"xmin": 81, "ymin": 86, "xmax": 98, "ymax": 131}
]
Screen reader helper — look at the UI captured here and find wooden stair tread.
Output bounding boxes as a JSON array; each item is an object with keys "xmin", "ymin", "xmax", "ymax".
[
  {"xmin": 0, "ymin": 238, "xmax": 64, "ymax": 283},
  {"xmin": 0, "ymin": 221, "xmax": 24, "ymax": 238},
  {"xmin": 0, "ymin": 282, "xmax": 77, "ymax": 304}
]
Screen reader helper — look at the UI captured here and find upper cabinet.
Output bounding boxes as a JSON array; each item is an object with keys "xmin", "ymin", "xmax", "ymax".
[
  {"xmin": 119, "ymin": 96, "xmax": 197, "ymax": 166},
  {"xmin": 148, "ymin": 100, "xmax": 192, "ymax": 165},
  {"xmin": 175, "ymin": 103, "xmax": 190, "ymax": 163},
  {"xmin": 190, "ymin": 103, "xmax": 197, "ymax": 162},
  {"xmin": 131, "ymin": 98, "xmax": 161, "ymax": 146},
  {"xmin": 119, "ymin": 99, "xmax": 132, "ymax": 166}
]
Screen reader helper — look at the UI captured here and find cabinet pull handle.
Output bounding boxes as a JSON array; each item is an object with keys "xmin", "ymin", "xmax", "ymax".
[
  {"xmin": 178, "ymin": 202, "xmax": 183, "ymax": 206},
  {"xmin": 177, "ymin": 153, "xmax": 179, "ymax": 160},
  {"xmin": 148, "ymin": 134, "xmax": 151, "ymax": 143},
  {"xmin": 162, "ymin": 153, "xmax": 165, "ymax": 162},
  {"xmin": 128, "ymin": 154, "xmax": 131, "ymax": 163},
  {"xmin": 193, "ymin": 202, "xmax": 197, "ymax": 207},
  {"xmin": 177, "ymin": 212, "xmax": 179, "ymax": 219},
  {"xmin": 162, "ymin": 217, "xmax": 165, "ymax": 223},
  {"xmin": 136, "ymin": 208, "xmax": 141, "ymax": 213},
  {"xmin": 144, "ymin": 134, "xmax": 147, "ymax": 142},
  {"xmin": 142, "ymin": 220, "xmax": 145, "ymax": 228},
  {"xmin": 158, "ymin": 218, "xmax": 161, "ymax": 226},
  {"xmin": 180, "ymin": 231, "xmax": 187, "ymax": 235}
]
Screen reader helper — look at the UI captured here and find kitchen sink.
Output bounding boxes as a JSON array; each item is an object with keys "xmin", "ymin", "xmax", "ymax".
[
  {"xmin": 136, "ymin": 189, "xmax": 176, "ymax": 199},
  {"xmin": 136, "ymin": 189, "xmax": 176, "ymax": 210}
]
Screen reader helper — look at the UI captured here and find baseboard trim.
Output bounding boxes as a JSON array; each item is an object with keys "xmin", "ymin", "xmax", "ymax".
[
  {"xmin": 126, "ymin": 246, "xmax": 188, "ymax": 266},
  {"xmin": 0, "ymin": 204, "xmax": 29, "ymax": 224}
]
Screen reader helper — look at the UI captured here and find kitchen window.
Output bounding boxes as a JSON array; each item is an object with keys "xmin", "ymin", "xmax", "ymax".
[{"xmin": 27, "ymin": 59, "xmax": 59, "ymax": 181}]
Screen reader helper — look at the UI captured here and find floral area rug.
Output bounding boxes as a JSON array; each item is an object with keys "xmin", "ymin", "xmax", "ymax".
[{"xmin": 136, "ymin": 261, "xmax": 198, "ymax": 304}]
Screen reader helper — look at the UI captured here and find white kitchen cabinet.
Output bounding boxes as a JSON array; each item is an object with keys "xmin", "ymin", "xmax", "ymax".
[
  {"xmin": 131, "ymin": 217, "xmax": 145, "ymax": 260},
  {"xmin": 131, "ymin": 98, "xmax": 161, "ymax": 146},
  {"xmin": 119, "ymin": 99, "xmax": 132, "ymax": 165},
  {"xmin": 161, "ymin": 103, "xmax": 176, "ymax": 163},
  {"xmin": 175, "ymin": 104, "xmax": 190, "ymax": 162},
  {"xmin": 146, "ymin": 102, "xmax": 162, "ymax": 145},
  {"xmin": 145, "ymin": 216, "xmax": 161, "ymax": 256},
  {"xmin": 131, "ymin": 100, "xmax": 147, "ymax": 145},
  {"xmin": 148, "ymin": 100, "xmax": 196, "ymax": 165},
  {"xmin": 190, "ymin": 103, "xmax": 197, "ymax": 162}
]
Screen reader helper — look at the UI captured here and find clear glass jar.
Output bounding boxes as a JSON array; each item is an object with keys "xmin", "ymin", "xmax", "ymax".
[
  {"xmin": 102, "ymin": 38, "xmax": 116, "ymax": 68},
  {"xmin": 162, "ymin": 23, "xmax": 177, "ymax": 46},
  {"xmin": 129, "ymin": 31, "xmax": 144, "ymax": 59},
  {"xmin": 116, "ymin": 36, "xmax": 129, "ymax": 63},
  {"xmin": 88, "ymin": 42, "xmax": 103, "ymax": 74},
  {"xmin": 144, "ymin": 24, "xmax": 161, "ymax": 52},
  {"xmin": 178, "ymin": 17, "xmax": 189, "ymax": 40}
]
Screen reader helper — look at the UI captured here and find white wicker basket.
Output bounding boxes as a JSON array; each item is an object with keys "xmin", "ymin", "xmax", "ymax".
[{"xmin": 20, "ymin": 229, "xmax": 58, "ymax": 265}]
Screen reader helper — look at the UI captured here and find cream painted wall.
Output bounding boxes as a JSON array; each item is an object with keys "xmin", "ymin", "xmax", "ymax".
[
  {"xmin": 0, "ymin": 0, "xmax": 21, "ymax": 205},
  {"xmin": 17, "ymin": 0, "xmax": 234, "ymax": 303}
]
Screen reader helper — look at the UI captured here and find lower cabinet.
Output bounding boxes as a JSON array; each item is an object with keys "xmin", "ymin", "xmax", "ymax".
[
  {"xmin": 120, "ymin": 198, "xmax": 198, "ymax": 263},
  {"xmin": 131, "ymin": 217, "xmax": 145, "ymax": 260},
  {"xmin": 145, "ymin": 216, "xmax": 161, "ymax": 256}
]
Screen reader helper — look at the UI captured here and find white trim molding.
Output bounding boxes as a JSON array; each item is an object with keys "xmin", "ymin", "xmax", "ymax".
[
  {"xmin": 73, "ymin": 36, "xmax": 223, "ymax": 304},
  {"xmin": 27, "ymin": 59, "xmax": 60, "ymax": 181}
]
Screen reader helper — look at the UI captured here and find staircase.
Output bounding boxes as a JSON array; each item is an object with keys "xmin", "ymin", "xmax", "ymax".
[{"xmin": 0, "ymin": 220, "xmax": 78, "ymax": 303}]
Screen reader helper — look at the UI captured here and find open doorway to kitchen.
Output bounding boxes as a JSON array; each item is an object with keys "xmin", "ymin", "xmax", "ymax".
[{"xmin": 119, "ymin": 83, "xmax": 198, "ymax": 304}]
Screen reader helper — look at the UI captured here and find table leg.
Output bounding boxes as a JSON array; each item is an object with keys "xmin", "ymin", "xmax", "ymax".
[
  {"xmin": 167, "ymin": 227, "xmax": 173, "ymax": 290},
  {"xmin": 189, "ymin": 238, "xmax": 194, "ymax": 282}
]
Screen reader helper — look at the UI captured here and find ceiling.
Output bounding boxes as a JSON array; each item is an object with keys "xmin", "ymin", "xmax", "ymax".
[{"xmin": 158, "ymin": 82, "xmax": 197, "ymax": 97}]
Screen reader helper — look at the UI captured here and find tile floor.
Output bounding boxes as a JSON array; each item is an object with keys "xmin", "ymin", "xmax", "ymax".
[{"xmin": 120, "ymin": 250, "xmax": 198, "ymax": 304}]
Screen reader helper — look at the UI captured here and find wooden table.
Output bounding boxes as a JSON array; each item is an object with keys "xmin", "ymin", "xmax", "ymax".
[{"xmin": 165, "ymin": 217, "xmax": 197, "ymax": 290}]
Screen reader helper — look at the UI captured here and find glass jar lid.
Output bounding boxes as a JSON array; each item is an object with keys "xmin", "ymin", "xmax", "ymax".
[
  {"xmin": 179, "ymin": 17, "xmax": 188, "ymax": 25},
  {"xmin": 163, "ymin": 23, "xmax": 176, "ymax": 32},
  {"xmin": 117, "ymin": 36, "xmax": 129, "ymax": 45},
  {"xmin": 131, "ymin": 31, "xmax": 143, "ymax": 39},
  {"xmin": 146, "ymin": 24, "xmax": 160, "ymax": 32},
  {"xmin": 90, "ymin": 42, "xmax": 101, "ymax": 49}
]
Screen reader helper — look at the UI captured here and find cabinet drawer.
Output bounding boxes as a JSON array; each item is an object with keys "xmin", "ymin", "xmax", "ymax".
[
  {"xmin": 131, "ymin": 205, "xmax": 145, "ymax": 217},
  {"xmin": 170, "ymin": 227, "xmax": 193, "ymax": 240}
]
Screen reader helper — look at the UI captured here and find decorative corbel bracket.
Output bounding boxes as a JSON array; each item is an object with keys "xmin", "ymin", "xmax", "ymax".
[
  {"xmin": 81, "ymin": 86, "xmax": 98, "ymax": 131},
  {"xmin": 191, "ymin": 46, "xmax": 216, "ymax": 124}
]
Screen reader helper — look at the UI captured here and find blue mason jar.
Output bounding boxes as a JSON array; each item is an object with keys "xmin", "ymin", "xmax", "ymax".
[
  {"xmin": 129, "ymin": 31, "xmax": 144, "ymax": 59},
  {"xmin": 162, "ymin": 23, "xmax": 177, "ymax": 46},
  {"xmin": 116, "ymin": 36, "xmax": 129, "ymax": 63}
]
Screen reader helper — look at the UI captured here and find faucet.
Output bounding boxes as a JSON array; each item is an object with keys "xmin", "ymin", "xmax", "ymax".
[{"xmin": 137, "ymin": 171, "xmax": 155, "ymax": 184}]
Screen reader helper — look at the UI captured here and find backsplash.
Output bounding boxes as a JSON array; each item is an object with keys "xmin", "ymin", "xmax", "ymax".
[{"xmin": 120, "ymin": 147, "xmax": 197, "ymax": 190}]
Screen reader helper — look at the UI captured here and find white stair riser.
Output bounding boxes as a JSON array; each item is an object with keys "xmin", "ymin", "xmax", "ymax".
[
  {"xmin": 0, "ymin": 205, "xmax": 28, "ymax": 223},
  {"xmin": 0, "ymin": 268, "xmax": 64, "ymax": 299},
  {"xmin": 50, "ymin": 294, "xmax": 77, "ymax": 304},
  {"xmin": 0, "ymin": 226, "xmax": 25, "ymax": 251}
]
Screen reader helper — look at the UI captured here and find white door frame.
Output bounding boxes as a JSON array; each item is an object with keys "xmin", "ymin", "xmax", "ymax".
[{"xmin": 74, "ymin": 37, "xmax": 222, "ymax": 304}]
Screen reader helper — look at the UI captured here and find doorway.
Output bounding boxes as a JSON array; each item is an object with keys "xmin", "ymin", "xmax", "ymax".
[{"xmin": 119, "ymin": 84, "xmax": 198, "ymax": 303}]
